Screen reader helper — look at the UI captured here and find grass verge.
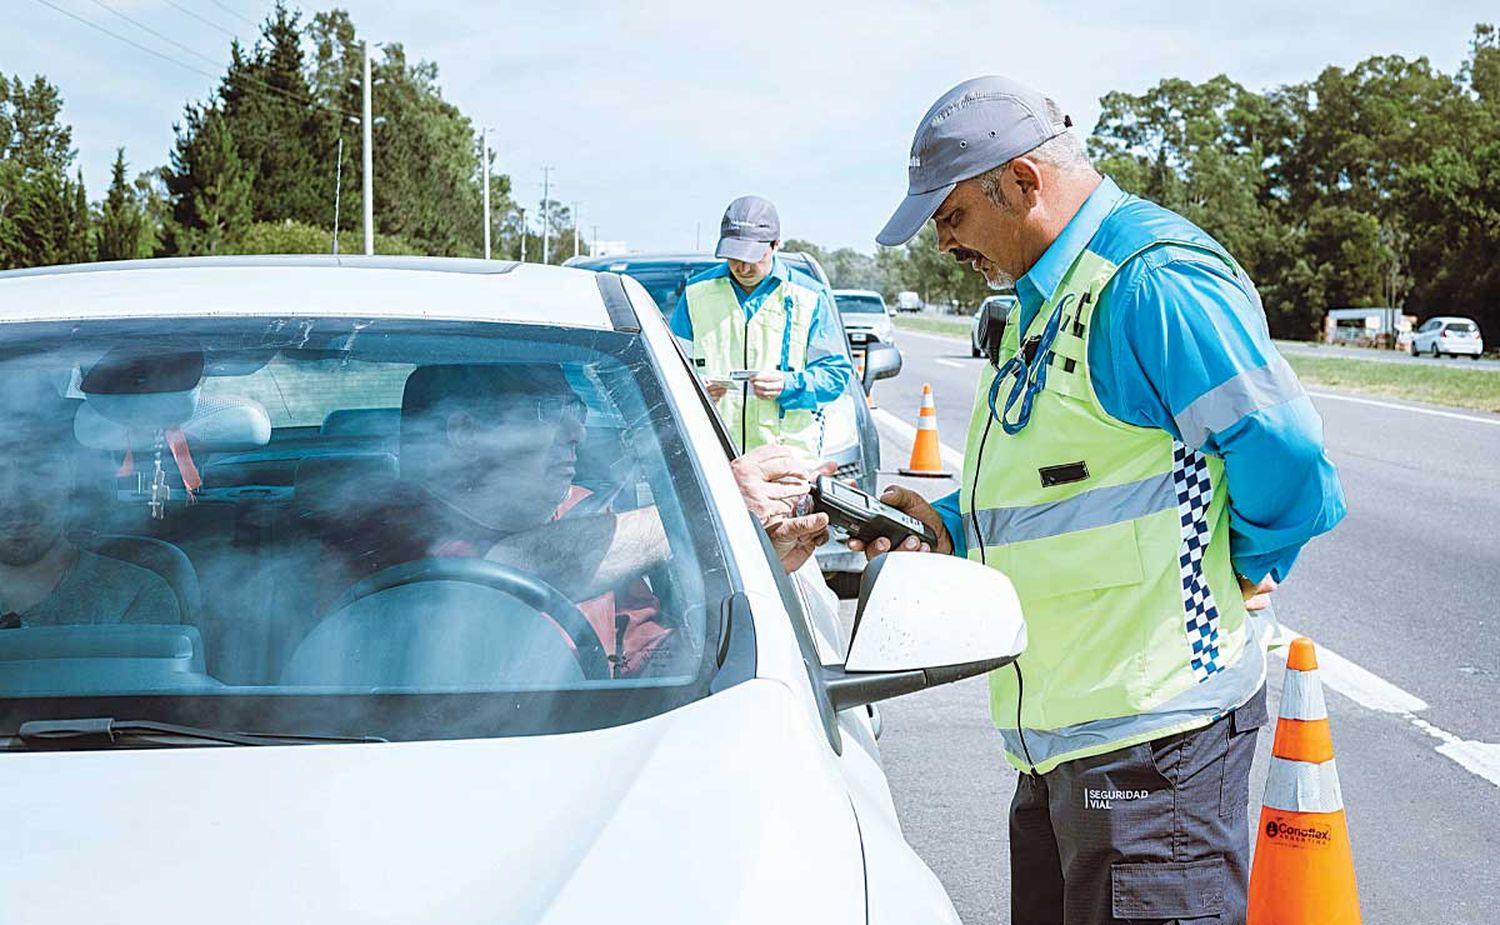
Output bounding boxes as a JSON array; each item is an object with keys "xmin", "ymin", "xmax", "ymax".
[
  {"xmin": 893, "ymin": 314, "xmax": 970, "ymax": 338},
  {"xmin": 1286, "ymin": 354, "xmax": 1500, "ymax": 413}
]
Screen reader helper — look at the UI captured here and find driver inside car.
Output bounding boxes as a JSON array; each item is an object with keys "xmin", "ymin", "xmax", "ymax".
[
  {"xmin": 330, "ymin": 362, "xmax": 831, "ymax": 679},
  {"xmin": 0, "ymin": 391, "xmax": 181, "ymax": 628}
]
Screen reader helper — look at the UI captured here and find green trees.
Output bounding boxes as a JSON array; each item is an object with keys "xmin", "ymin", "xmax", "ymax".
[
  {"xmin": 3, "ymin": 3, "xmax": 521, "ymax": 269},
  {"xmin": 0, "ymin": 74, "xmax": 91, "ymax": 268},
  {"xmin": 1086, "ymin": 26, "xmax": 1500, "ymax": 339},
  {"xmin": 96, "ymin": 149, "xmax": 153, "ymax": 261}
]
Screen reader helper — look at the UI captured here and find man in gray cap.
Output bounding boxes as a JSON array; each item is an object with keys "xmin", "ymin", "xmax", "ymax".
[
  {"xmin": 851, "ymin": 77, "xmax": 1346, "ymax": 924},
  {"xmin": 669, "ymin": 195, "xmax": 852, "ymax": 460}
]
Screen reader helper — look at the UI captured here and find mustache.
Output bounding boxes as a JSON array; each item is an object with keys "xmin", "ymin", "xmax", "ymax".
[{"xmin": 952, "ymin": 247, "xmax": 985, "ymax": 264}]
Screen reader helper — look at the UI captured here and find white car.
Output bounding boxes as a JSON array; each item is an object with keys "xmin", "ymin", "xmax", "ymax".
[
  {"xmin": 1411, "ymin": 315, "xmax": 1484, "ymax": 358},
  {"xmin": 832, "ymin": 289, "xmax": 897, "ymax": 349},
  {"xmin": 0, "ymin": 256, "xmax": 1026, "ymax": 925}
]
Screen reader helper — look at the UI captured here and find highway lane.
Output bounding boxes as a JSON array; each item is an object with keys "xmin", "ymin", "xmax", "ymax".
[{"xmin": 860, "ymin": 327, "xmax": 1500, "ymax": 924}]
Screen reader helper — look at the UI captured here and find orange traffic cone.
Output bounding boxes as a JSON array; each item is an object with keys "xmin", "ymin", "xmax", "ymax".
[
  {"xmin": 1248, "ymin": 637, "xmax": 1361, "ymax": 925},
  {"xmin": 899, "ymin": 384, "xmax": 950, "ymax": 478}
]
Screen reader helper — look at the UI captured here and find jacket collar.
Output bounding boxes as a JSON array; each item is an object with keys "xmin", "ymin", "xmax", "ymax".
[{"xmin": 1015, "ymin": 176, "xmax": 1125, "ymax": 317}]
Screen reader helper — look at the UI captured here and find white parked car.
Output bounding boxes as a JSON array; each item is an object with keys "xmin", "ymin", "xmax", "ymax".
[
  {"xmin": 0, "ymin": 256, "xmax": 1026, "ymax": 925},
  {"xmin": 1411, "ymin": 315, "xmax": 1484, "ymax": 358},
  {"xmin": 832, "ymin": 289, "xmax": 897, "ymax": 348}
]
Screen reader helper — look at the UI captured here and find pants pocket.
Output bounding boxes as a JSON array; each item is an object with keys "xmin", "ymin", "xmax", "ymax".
[
  {"xmin": 1220, "ymin": 686, "xmax": 1267, "ymax": 818},
  {"xmin": 1111, "ymin": 856, "xmax": 1226, "ymax": 921}
]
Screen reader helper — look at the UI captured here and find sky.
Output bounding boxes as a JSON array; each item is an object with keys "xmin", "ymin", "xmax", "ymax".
[{"xmin": 3, "ymin": 0, "xmax": 1494, "ymax": 254}]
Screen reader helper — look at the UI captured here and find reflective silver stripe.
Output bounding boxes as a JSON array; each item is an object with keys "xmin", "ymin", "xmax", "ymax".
[
  {"xmin": 997, "ymin": 627, "xmax": 1266, "ymax": 770},
  {"xmin": 1263, "ymin": 757, "xmax": 1345, "ymax": 813},
  {"xmin": 966, "ymin": 470, "xmax": 1177, "ymax": 550},
  {"xmin": 1174, "ymin": 357, "xmax": 1306, "ymax": 450},
  {"xmin": 1279, "ymin": 668, "xmax": 1328, "ymax": 721}
]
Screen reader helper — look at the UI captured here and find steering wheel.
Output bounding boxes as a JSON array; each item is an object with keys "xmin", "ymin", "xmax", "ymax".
[{"xmin": 335, "ymin": 557, "xmax": 611, "ymax": 680}]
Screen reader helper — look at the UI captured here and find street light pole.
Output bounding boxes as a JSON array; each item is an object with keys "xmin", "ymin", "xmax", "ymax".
[
  {"xmin": 540, "ymin": 167, "xmax": 554, "ymax": 264},
  {"xmin": 591, "ymin": 224, "xmax": 598, "ymax": 257},
  {"xmin": 518, "ymin": 207, "xmax": 527, "ymax": 263},
  {"xmin": 361, "ymin": 41, "xmax": 374, "ymax": 256},
  {"xmin": 571, "ymin": 200, "xmax": 581, "ymax": 258},
  {"xmin": 480, "ymin": 129, "xmax": 492, "ymax": 260}
]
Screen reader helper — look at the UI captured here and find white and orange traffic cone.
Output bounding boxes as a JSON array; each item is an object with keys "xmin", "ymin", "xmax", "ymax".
[
  {"xmin": 1248, "ymin": 637, "xmax": 1361, "ymax": 925},
  {"xmin": 899, "ymin": 384, "xmax": 950, "ymax": 478}
]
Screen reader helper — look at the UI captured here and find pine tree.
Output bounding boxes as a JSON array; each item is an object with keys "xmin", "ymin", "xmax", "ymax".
[
  {"xmin": 97, "ymin": 148, "xmax": 150, "ymax": 261},
  {"xmin": 220, "ymin": 3, "xmax": 337, "ymax": 228},
  {"xmin": 164, "ymin": 105, "xmax": 252, "ymax": 255}
]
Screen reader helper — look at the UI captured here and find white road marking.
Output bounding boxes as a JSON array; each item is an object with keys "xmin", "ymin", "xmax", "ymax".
[
  {"xmin": 877, "ymin": 376, "xmax": 1500, "ymax": 790},
  {"xmin": 1306, "ymin": 390, "xmax": 1500, "ymax": 427},
  {"xmin": 872, "ymin": 407, "xmax": 966, "ymax": 470},
  {"xmin": 1272, "ymin": 623, "xmax": 1500, "ymax": 789},
  {"xmin": 934, "ymin": 358, "xmax": 966, "ymax": 369}
]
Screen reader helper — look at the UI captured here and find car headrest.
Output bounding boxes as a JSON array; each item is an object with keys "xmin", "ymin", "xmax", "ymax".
[
  {"xmin": 74, "ymin": 394, "xmax": 272, "ymax": 452},
  {"xmin": 321, "ymin": 408, "xmax": 401, "ymax": 438}
]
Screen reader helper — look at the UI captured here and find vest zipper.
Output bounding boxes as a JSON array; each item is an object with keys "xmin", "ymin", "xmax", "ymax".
[{"xmin": 741, "ymin": 310, "xmax": 750, "ymax": 450}]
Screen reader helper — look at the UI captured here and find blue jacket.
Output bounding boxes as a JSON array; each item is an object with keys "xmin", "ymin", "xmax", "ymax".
[
  {"xmin": 934, "ymin": 176, "xmax": 1346, "ymax": 584},
  {"xmin": 669, "ymin": 256, "xmax": 853, "ymax": 411}
]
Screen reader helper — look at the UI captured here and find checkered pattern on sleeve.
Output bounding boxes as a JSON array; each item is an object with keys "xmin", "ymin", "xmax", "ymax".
[{"xmin": 1173, "ymin": 443, "xmax": 1222, "ymax": 681}]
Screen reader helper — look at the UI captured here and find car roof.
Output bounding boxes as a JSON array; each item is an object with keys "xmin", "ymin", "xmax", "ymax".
[
  {"xmin": 0, "ymin": 256, "xmax": 615, "ymax": 329},
  {"xmin": 832, "ymin": 289, "xmax": 883, "ymax": 298}
]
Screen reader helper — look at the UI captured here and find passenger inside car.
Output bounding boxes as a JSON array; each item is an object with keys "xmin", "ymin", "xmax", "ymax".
[
  {"xmin": 322, "ymin": 363, "xmax": 682, "ymax": 678},
  {"xmin": 0, "ymin": 386, "xmax": 181, "ymax": 628}
]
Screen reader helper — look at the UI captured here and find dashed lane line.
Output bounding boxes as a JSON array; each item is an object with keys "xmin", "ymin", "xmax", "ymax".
[
  {"xmin": 875, "ymin": 405, "xmax": 1500, "ymax": 790},
  {"xmin": 934, "ymin": 358, "xmax": 966, "ymax": 369}
]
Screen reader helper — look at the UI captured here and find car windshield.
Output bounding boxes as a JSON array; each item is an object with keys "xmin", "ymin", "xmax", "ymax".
[
  {"xmin": 835, "ymin": 294, "xmax": 886, "ymax": 314},
  {"xmin": 592, "ymin": 262, "xmax": 716, "ymax": 314},
  {"xmin": 0, "ymin": 316, "xmax": 732, "ymax": 745}
]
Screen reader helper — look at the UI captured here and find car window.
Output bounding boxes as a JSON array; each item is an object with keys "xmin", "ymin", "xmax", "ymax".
[
  {"xmin": 1445, "ymin": 321, "xmax": 1477, "ymax": 334},
  {"xmin": 835, "ymin": 294, "xmax": 887, "ymax": 314},
  {"xmin": 1421, "ymin": 319, "xmax": 1440, "ymax": 332},
  {"xmin": 0, "ymin": 316, "xmax": 735, "ymax": 745}
]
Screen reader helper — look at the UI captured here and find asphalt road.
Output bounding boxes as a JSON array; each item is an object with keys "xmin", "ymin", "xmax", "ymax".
[{"xmin": 857, "ymin": 328, "xmax": 1500, "ymax": 924}]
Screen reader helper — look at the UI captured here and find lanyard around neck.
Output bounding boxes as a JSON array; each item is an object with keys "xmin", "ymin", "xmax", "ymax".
[{"xmin": 986, "ymin": 293, "xmax": 1074, "ymax": 435}]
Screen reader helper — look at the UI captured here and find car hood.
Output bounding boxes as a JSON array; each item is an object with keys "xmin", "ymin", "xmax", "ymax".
[
  {"xmin": 842, "ymin": 316, "xmax": 890, "ymax": 330},
  {"xmin": 0, "ymin": 680, "xmax": 866, "ymax": 925}
]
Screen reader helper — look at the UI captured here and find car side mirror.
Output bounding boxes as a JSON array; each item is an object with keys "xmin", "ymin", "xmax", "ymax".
[
  {"xmin": 861, "ymin": 342, "xmax": 902, "ymax": 392},
  {"xmin": 821, "ymin": 553, "xmax": 1026, "ymax": 712}
]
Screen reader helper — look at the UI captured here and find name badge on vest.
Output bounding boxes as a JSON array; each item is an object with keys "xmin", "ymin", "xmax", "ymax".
[{"xmin": 1039, "ymin": 461, "xmax": 1089, "ymax": 488}]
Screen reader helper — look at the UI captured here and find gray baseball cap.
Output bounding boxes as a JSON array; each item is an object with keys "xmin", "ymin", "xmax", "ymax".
[
  {"xmin": 715, "ymin": 195, "xmax": 780, "ymax": 262},
  {"xmin": 877, "ymin": 76, "xmax": 1072, "ymax": 246}
]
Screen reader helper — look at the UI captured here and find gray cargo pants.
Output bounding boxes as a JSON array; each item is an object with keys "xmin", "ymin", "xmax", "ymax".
[{"xmin": 1009, "ymin": 685, "xmax": 1267, "ymax": 925}]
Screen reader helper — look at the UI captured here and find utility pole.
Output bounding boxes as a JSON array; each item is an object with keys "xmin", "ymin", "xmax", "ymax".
[
  {"xmin": 695, "ymin": 221, "xmax": 701, "ymax": 251},
  {"xmin": 540, "ymin": 167, "xmax": 554, "ymax": 265},
  {"xmin": 518, "ymin": 207, "xmax": 527, "ymax": 263},
  {"xmin": 571, "ymin": 201, "xmax": 581, "ymax": 258},
  {"xmin": 361, "ymin": 41, "xmax": 374, "ymax": 255},
  {"xmin": 332, "ymin": 137, "xmax": 343, "ymax": 255},
  {"xmin": 591, "ymin": 224, "xmax": 598, "ymax": 257},
  {"xmin": 480, "ymin": 129, "xmax": 493, "ymax": 260}
]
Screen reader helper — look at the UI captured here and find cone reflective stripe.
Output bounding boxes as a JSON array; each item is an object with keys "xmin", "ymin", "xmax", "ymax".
[
  {"xmin": 1248, "ymin": 637, "xmax": 1361, "ymax": 925},
  {"xmin": 899, "ymin": 383, "xmax": 950, "ymax": 477}
]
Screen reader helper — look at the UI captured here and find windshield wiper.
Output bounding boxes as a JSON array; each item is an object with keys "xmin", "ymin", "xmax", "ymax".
[{"xmin": 12, "ymin": 717, "xmax": 387, "ymax": 748}]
